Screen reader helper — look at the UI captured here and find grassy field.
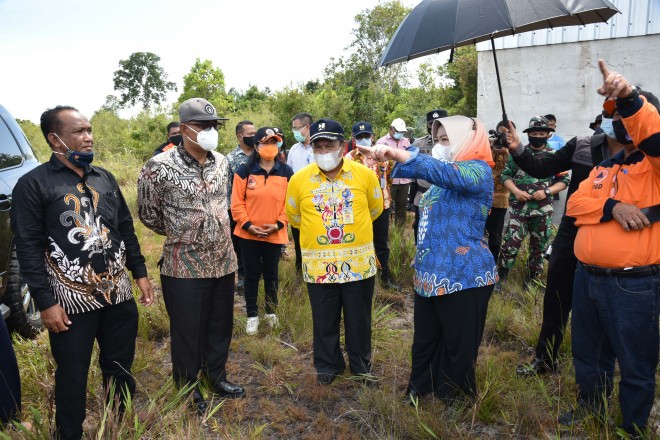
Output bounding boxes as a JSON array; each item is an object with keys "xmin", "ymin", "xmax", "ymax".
[{"xmin": 2, "ymin": 149, "xmax": 659, "ymax": 439}]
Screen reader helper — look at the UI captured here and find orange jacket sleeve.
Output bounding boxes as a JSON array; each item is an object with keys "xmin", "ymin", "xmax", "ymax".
[
  {"xmin": 620, "ymin": 95, "xmax": 660, "ymax": 175},
  {"xmin": 566, "ymin": 165, "xmax": 617, "ymax": 226}
]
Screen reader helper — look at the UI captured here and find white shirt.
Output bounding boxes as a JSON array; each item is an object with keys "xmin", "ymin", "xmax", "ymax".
[{"xmin": 287, "ymin": 142, "xmax": 313, "ymax": 173}]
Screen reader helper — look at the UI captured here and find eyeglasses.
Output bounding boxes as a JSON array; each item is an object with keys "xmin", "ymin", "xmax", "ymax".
[
  {"xmin": 259, "ymin": 138, "xmax": 279, "ymax": 145},
  {"xmin": 186, "ymin": 121, "xmax": 219, "ymax": 130},
  {"xmin": 292, "ymin": 124, "xmax": 307, "ymax": 132}
]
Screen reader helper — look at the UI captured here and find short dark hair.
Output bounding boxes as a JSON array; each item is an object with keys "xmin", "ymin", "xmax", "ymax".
[
  {"xmin": 496, "ymin": 120, "xmax": 516, "ymax": 131},
  {"xmin": 292, "ymin": 112, "xmax": 313, "ymax": 127},
  {"xmin": 40, "ymin": 105, "xmax": 78, "ymax": 147},
  {"xmin": 166, "ymin": 122, "xmax": 180, "ymax": 133},
  {"xmin": 544, "ymin": 114, "xmax": 556, "ymax": 122},
  {"xmin": 235, "ymin": 120, "xmax": 254, "ymax": 135}
]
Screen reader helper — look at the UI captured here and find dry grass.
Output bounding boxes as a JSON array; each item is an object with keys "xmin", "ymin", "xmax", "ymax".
[{"xmin": 3, "ymin": 151, "xmax": 660, "ymax": 439}]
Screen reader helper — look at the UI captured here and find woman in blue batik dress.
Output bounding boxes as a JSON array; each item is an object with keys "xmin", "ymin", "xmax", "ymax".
[{"xmin": 358, "ymin": 115, "xmax": 496, "ymax": 403}]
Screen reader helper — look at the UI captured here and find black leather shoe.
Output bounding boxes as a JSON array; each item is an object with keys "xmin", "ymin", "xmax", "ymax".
[
  {"xmin": 404, "ymin": 388, "xmax": 423, "ymax": 406},
  {"xmin": 211, "ymin": 380, "xmax": 245, "ymax": 398},
  {"xmin": 516, "ymin": 357, "xmax": 558, "ymax": 377},
  {"xmin": 317, "ymin": 373, "xmax": 337, "ymax": 385},
  {"xmin": 190, "ymin": 387, "xmax": 208, "ymax": 415}
]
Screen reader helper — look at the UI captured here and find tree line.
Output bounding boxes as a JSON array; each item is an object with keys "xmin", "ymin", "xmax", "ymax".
[{"xmin": 20, "ymin": 1, "xmax": 476, "ymax": 163}]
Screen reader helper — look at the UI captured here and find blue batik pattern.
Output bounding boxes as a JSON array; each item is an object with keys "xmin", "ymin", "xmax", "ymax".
[{"xmin": 392, "ymin": 148, "xmax": 497, "ymax": 297}]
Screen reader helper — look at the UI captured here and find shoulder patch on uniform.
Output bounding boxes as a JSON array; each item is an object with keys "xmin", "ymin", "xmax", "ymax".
[{"xmin": 593, "ymin": 169, "xmax": 608, "ymax": 184}]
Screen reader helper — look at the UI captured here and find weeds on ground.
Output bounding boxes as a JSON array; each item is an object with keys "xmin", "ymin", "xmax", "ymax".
[{"xmin": 6, "ymin": 154, "xmax": 660, "ymax": 438}]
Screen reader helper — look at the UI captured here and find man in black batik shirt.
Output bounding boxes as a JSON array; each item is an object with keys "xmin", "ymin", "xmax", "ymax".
[{"xmin": 11, "ymin": 105, "xmax": 153, "ymax": 440}]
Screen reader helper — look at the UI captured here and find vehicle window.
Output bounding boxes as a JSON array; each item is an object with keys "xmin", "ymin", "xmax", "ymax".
[{"xmin": 0, "ymin": 118, "xmax": 23, "ymax": 169}]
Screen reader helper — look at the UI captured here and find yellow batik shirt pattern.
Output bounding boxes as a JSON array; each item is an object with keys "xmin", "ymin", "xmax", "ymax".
[{"xmin": 286, "ymin": 160, "xmax": 383, "ymax": 283}]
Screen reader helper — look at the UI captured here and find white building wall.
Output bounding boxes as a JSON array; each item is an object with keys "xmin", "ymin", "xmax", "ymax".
[{"xmin": 476, "ymin": 34, "xmax": 660, "ymax": 141}]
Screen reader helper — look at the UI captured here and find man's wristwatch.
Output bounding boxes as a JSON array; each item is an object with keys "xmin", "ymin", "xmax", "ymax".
[{"xmin": 544, "ymin": 188, "xmax": 551, "ymax": 198}]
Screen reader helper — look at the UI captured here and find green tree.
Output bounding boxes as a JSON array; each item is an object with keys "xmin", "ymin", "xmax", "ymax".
[
  {"xmin": 230, "ymin": 85, "xmax": 270, "ymax": 112},
  {"xmin": 113, "ymin": 52, "xmax": 176, "ymax": 109},
  {"xmin": 441, "ymin": 46, "xmax": 478, "ymax": 116},
  {"xmin": 17, "ymin": 119, "xmax": 50, "ymax": 161},
  {"xmin": 321, "ymin": 1, "xmax": 411, "ymax": 131},
  {"xmin": 178, "ymin": 58, "xmax": 234, "ymax": 115}
]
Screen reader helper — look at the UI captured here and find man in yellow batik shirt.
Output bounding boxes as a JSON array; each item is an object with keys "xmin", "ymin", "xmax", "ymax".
[{"xmin": 286, "ymin": 118, "xmax": 383, "ymax": 385}]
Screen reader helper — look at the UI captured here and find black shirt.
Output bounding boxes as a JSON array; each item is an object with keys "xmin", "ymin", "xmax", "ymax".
[{"xmin": 11, "ymin": 155, "xmax": 147, "ymax": 314}]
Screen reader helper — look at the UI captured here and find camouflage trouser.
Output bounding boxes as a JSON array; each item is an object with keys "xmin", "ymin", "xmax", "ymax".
[{"xmin": 499, "ymin": 211, "xmax": 552, "ymax": 276}]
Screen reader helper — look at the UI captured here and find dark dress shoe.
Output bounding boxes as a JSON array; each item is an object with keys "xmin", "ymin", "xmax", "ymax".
[
  {"xmin": 516, "ymin": 357, "xmax": 558, "ymax": 377},
  {"xmin": 190, "ymin": 387, "xmax": 208, "ymax": 415},
  {"xmin": 404, "ymin": 388, "xmax": 423, "ymax": 406},
  {"xmin": 211, "ymin": 380, "xmax": 245, "ymax": 398},
  {"xmin": 317, "ymin": 373, "xmax": 337, "ymax": 385}
]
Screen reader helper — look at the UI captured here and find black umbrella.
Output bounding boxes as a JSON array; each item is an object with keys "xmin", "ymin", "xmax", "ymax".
[{"xmin": 379, "ymin": 0, "xmax": 619, "ymax": 128}]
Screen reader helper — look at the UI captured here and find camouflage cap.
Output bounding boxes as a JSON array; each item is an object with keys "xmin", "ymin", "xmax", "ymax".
[{"xmin": 522, "ymin": 116, "xmax": 554, "ymax": 133}]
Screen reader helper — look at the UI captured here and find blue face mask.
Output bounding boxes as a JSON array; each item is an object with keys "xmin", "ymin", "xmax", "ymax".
[
  {"xmin": 356, "ymin": 138, "xmax": 372, "ymax": 147},
  {"xmin": 52, "ymin": 134, "xmax": 94, "ymax": 168},
  {"xmin": 600, "ymin": 117, "xmax": 614, "ymax": 137},
  {"xmin": 392, "ymin": 132, "xmax": 404, "ymax": 140},
  {"xmin": 293, "ymin": 128, "xmax": 306, "ymax": 143},
  {"xmin": 277, "ymin": 141, "xmax": 283, "ymax": 148}
]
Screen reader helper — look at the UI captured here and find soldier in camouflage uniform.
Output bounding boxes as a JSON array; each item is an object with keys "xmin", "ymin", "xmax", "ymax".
[{"xmin": 498, "ymin": 117, "xmax": 570, "ymax": 284}]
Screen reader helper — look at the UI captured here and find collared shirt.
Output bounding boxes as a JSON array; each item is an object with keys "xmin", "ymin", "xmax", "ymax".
[
  {"xmin": 287, "ymin": 141, "xmax": 313, "ymax": 173},
  {"xmin": 344, "ymin": 149, "xmax": 394, "ymax": 209},
  {"xmin": 226, "ymin": 144, "xmax": 252, "ymax": 205},
  {"xmin": 285, "ymin": 160, "xmax": 384, "ymax": 283},
  {"xmin": 376, "ymin": 133, "xmax": 411, "ymax": 184},
  {"xmin": 11, "ymin": 155, "xmax": 147, "ymax": 315},
  {"xmin": 547, "ymin": 133, "xmax": 566, "ymax": 151},
  {"xmin": 137, "ymin": 145, "xmax": 238, "ymax": 278}
]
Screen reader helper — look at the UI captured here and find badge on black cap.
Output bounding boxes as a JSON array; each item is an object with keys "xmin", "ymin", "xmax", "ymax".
[{"xmin": 433, "ymin": 112, "xmax": 439, "ymax": 118}]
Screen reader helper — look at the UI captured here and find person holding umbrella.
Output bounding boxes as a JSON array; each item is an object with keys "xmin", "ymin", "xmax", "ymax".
[{"xmin": 358, "ymin": 115, "xmax": 496, "ymax": 403}]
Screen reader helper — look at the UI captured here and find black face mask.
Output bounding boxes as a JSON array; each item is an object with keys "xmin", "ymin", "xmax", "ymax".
[
  {"xmin": 612, "ymin": 120, "xmax": 633, "ymax": 144},
  {"xmin": 528, "ymin": 136, "xmax": 547, "ymax": 148},
  {"xmin": 168, "ymin": 134, "xmax": 183, "ymax": 145},
  {"xmin": 242, "ymin": 136, "xmax": 256, "ymax": 148}
]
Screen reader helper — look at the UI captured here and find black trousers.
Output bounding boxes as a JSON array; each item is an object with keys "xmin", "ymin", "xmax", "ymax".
[
  {"xmin": 50, "ymin": 299, "xmax": 138, "ymax": 440},
  {"xmin": 161, "ymin": 273, "xmax": 235, "ymax": 387},
  {"xmin": 391, "ymin": 183, "xmax": 410, "ymax": 226},
  {"xmin": 408, "ymin": 286, "xmax": 492, "ymax": 401},
  {"xmin": 535, "ymin": 216, "xmax": 579, "ymax": 363},
  {"xmin": 306, "ymin": 277, "xmax": 376, "ymax": 375},
  {"xmin": 485, "ymin": 207, "xmax": 507, "ymax": 264},
  {"xmin": 239, "ymin": 238, "xmax": 281, "ymax": 318},
  {"xmin": 228, "ymin": 210, "xmax": 244, "ymax": 277},
  {"xmin": 0, "ymin": 318, "xmax": 20, "ymax": 426},
  {"xmin": 291, "ymin": 226, "xmax": 303, "ymax": 271},
  {"xmin": 373, "ymin": 208, "xmax": 391, "ymax": 281}
]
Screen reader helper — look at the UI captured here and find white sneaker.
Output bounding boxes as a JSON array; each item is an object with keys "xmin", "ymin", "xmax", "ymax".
[
  {"xmin": 264, "ymin": 314, "xmax": 279, "ymax": 328},
  {"xmin": 246, "ymin": 317, "xmax": 259, "ymax": 335}
]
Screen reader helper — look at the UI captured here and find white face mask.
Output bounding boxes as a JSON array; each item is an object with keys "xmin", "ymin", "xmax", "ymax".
[
  {"xmin": 600, "ymin": 117, "xmax": 614, "ymax": 137},
  {"xmin": 431, "ymin": 143, "xmax": 453, "ymax": 161},
  {"xmin": 185, "ymin": 125, "xmax": 218, "ymax": 151},
  {"xmin": 314, "ymin": 148, "xmax": 342, "ymax": 171}
]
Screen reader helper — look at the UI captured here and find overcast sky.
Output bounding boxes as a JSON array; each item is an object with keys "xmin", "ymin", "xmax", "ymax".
[{"xmin": 0, "ymin": 0, "xmax": 449, "ymax": 123}]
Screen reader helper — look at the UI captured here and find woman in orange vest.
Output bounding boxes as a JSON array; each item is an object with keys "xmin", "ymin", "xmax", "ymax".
[{"xmin": 231, "ymin": 127, "xmax": 294, "ymax": 335}]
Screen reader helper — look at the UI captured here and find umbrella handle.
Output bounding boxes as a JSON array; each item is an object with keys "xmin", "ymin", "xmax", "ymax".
[
  {"xmin": 490, "ymin": 36, "xmax": 509, "ymax": 147},
  {"xmin": 499, "ymin": 112, "xmax": 509, "ymax": 148}
]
